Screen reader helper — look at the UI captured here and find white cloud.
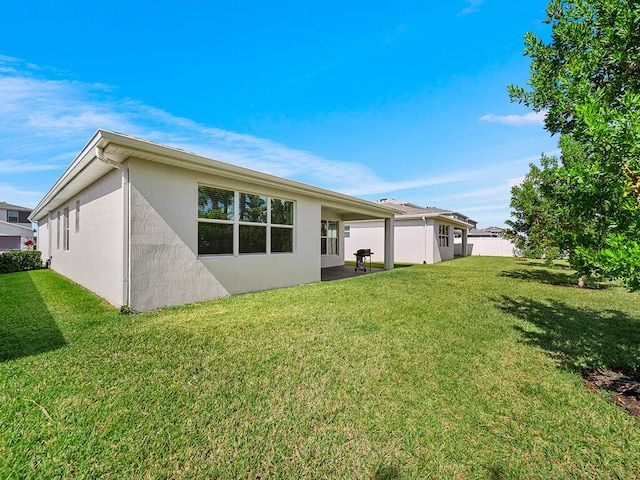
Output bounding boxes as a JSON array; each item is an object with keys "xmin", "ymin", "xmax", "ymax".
[
  {"xmin": 456, "ymin": 204, "xmax": 511, "ymax": 213},
  {"xmin": 0, "ymin": 160, "xmax": 65, "ymax": 173},
  {"xmin": 479, "ymin": 111, "xmax": 547, "ymax": 126},
  {"xmin": 3, "ymin": 57, "xmax": 525, "ymax": 203},
  {"xmin": 0, "ymin": 57, "xmax": 548, "ymax": 226},
  {"xmin": 0, "ymin": 183, "xmax": 44, "ymax": 208},
  {"xmin": 459, "ymin": 0, "xmax": 485, "ymax": 15}
]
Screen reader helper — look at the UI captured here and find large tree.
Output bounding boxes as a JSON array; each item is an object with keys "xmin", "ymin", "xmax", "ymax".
[
  {"xmin": 503, "ymin": 155, "xmax": 565, "ymax": 263},
  {"xmin": 509, "ymin": 0, "xmax": 640, "ymax": 290}
]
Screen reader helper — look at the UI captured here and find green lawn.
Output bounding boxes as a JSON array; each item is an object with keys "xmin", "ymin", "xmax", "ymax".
[{"xmin": 1, "ymin": 257, "xmax": 639, "ymax": 478}]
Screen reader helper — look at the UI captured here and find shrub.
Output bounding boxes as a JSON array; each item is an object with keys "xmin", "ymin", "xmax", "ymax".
[{"xmin": 0, "ymin": 250, "xmax": 43, "ymax": 274}]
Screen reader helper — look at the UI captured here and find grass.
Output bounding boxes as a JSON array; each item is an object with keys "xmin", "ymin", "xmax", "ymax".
[{"xmin": 1, "ymin": 257, "xmax": 639, "ymax": 478}]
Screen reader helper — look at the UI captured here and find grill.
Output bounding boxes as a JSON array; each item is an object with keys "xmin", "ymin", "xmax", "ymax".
[{"xmin": 354, "ymin": 248, "xmax": 373, "ymax": 272}]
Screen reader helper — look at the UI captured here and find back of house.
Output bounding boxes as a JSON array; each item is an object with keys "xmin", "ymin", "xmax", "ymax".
[{"xmin": 29, "ymin": 130, "xmax": 397, "ymax": 312}]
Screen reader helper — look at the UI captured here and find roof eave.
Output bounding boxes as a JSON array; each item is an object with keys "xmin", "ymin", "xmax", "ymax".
[{"xmin": 30, "ymin": 130, "xmax": 399, "ymax": 222}]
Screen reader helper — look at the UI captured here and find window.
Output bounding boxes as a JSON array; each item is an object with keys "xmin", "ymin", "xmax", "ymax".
[
  {"xmin": 439, "ymin": 224, "xmax": 450, "ymax": 247},
  {"xmin": 271, "ymin": 198, "xmax": 294, "ymax": 253},
  {"xmin": 197, "ymin": 184, "xmax": 294, "ymax": 255},
  {"xmin": 7, "ymin": 210, "xmax": 19, "ymax": 223},
  {"xmin": 344, "ymin": 225, "xmax": 350, "ymax": 238},
  {"xmin": 75, "ymin": 200, "xmax": 80, "ymax": 233},
  {"xmin": 63, "ymin": 207, "xmax": 69, "ymax": 251},
  {"xmin": 56, "ymin": 211, "xmax": 61, "ymax": 250},
  {"xmin": 198, "ymin": 186, "xmax": 234, "ymax": 255},
  {"xmin": 239, "ymin": 193, "xmax": 267, "ymax": 254},
  {"xmin": 321, "ymin": 220, "xmax": 338, "ymax": 255}
]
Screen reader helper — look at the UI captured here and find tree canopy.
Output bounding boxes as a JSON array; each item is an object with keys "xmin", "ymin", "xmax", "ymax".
[{"xmin": 508, "ymin": 0, "xmax": 640, "ymax": 290}]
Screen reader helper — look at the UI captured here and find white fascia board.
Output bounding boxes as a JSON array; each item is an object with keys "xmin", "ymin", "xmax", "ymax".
[
  {"xmin": 29, "ymin": 131, "xmax": 110, "ymax": 222},
  {"xmin": 99, "ymin": 131, "xmax": 401, "ymax": 219},
  {"xmin": 30, "ymin": 130, "xmax": 401, "ymax": 222}
]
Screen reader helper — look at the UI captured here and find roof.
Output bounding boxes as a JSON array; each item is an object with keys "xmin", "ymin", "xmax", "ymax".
[
  {"xmin": 0, "ymin": 202, "xmax": 31, "ymax": 212},
  {"xmin": 376, "ymin": 199, "xmax": 476, "ymax": 228},
  {"xmin": 0, "ymin": 220, "xmax": 34, "ymax": 232},
  {"xmin": 30, "ymin": 130, "xmax": 402, "ymax": 222},
  {"xmin": 468, "ymin": 226, "xmax": 504, "ymax": 237}
]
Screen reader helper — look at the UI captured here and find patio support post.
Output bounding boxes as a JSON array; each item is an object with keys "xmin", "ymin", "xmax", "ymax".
[
  {"xmin": 462, "ymin": 228, "xmax": 468, "ymax": 257},
  {"xmin": 384, "ymin": 217, "xmax": 394, "ymax": 270}
]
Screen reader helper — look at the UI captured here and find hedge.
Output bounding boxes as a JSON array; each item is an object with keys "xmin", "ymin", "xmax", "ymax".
[{"xmin": 0, "ymin": 250, "xmax": 43, "ymax": 274}]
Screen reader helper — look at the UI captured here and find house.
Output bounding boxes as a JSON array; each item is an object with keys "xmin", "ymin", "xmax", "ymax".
[
  {"xmin": 344, "ymin": 199, "xmax": 475, "ymax": 265},
  {"xmin": 454, "ymin": 226, "xmax": 520, "ymax": 257},
  {"xmin": 29, "ymin": 130, "xmax": 397, "ymax": 312},
  {"xmin": 0, "ymin": 202, "xmax": 35, "ymax": 251}
]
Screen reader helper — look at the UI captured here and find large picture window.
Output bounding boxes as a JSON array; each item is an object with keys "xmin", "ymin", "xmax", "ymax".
[
  {"xmin": 198, "ymin": 185, "xmax": 294, "ymax": 256},
  {"xmin": 321, "ymin": 220, "xmax": 338, "ymax": 255}
]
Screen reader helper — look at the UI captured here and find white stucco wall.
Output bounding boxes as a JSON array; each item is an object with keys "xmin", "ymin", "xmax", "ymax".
[
  {"xmin": 38, "ymin": 169, "xmax": 126, "ymax": 306},
  {"xmin": 127, "ymin": 158, "xmax": 323, "ymax": 312},
  {"xmin": 344, "ymin": 220, "xmax": 385, "ymax": 264},
  {"xmin": 346, "ymin": 217, "xmax": 456, "ymax": 264},
  {"xmin": 455, "ymin": 236, "xmax": 519, "ymax": 257}
]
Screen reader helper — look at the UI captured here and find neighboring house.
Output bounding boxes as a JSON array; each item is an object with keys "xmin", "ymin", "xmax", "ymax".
[
  {"xmin": 29, "ymin": 130, "xmax": 397, "ymax": 312},
  {"xmin": 454, "ymin": 226, "xmax": 521, "ymax": 257},
  {"xmin": 0, "ymin": 202, "xmax": 34, "ymax": 251},
  {"xmin": 345, "ymin": 199, "xmax": 475, "ymax": 265}
]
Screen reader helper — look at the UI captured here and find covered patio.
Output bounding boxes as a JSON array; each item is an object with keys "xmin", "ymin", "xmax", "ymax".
[{"xmin": 320, "ymin": 264, "xmax": 385, "ymax": 282}]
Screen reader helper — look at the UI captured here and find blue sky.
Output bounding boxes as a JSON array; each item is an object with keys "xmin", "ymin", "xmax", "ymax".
[{"xmin": 1, "ymin": 0, "xmax": 558, "ymax": 227}]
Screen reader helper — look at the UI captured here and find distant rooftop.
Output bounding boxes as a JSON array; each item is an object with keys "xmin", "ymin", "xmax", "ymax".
[
  {"xmin": 377, "ymin": 199, "xmax": 476, "ymax": 226},
  {"xmin": 0, "ymin": 202, "xmax": 32, "ymax": 211},
  {"xmin": 468, "ymin": 226, "xmax": 504, "ymax": 237}
]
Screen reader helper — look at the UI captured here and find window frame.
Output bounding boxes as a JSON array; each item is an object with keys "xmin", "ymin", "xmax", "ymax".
[
  {"xmin": 56, "ymin": 211, "xmax": 61, "ymax": 250},
  {"xmin": 197, "ymin": 184, "xmax": 295, "ymax": 257},
  {"xmin": 321, "ymin": 220, "xmax": 339, "ymax": 255},
  {"xmin": 7, "ymin": 210, "xmax": 19, "ymax": 223},
  {"xmin": 63, "ymin": 207, "xmax": 70, "ymax": 251},
  {"xmin": 438, "ymin": 224, "xmax": 450, "ymax": 248}
]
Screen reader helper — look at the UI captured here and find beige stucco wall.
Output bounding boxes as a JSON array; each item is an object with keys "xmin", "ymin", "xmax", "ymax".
[
  {"xmin": 127, "ymin": 158, "xmax": 322, "ymax": 312},
  {"xmin": 39, "ymin": 169, "xmax": 126, "ymax": 307}
]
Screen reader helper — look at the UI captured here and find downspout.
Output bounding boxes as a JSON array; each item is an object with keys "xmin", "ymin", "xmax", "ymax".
[
  {"xmin": 422, "ymin": 216, "xmax": 427, "ymax": 264},
  {"xmin": 96, "ymin": 147, "xmax": 131, "ymax": 311}
]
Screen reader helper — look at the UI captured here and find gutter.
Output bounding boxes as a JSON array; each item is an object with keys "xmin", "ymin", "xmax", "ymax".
[{"xmin": 96, "ymin": 147, "xmax": 131, "ymax": 311}]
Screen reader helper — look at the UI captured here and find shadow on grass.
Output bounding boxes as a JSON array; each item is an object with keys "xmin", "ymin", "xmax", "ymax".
[
  {"xmin": 372, "ymin": 463, "xmax": 402, "ymax": 480},
  {"xmin": 0, "ymin": 272, "xmax": 66, "ymax": 362},
  {"xmin": 496, "ymin": 295, "xmax": 640, "ymax": 373},
  {"xmin": 500, "ymin": 267, "xmax": 612, "ymax": 289}
]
